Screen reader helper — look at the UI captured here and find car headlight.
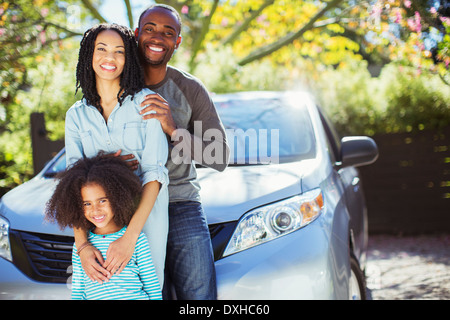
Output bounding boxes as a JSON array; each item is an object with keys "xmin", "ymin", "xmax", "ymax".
[
  {"xmin": 0, "ymin": 215, "xmax": 12, "ymax": 262},
  {"xmin": 223, "ymin": 188, "xmax": 324, "ymax": 257}
]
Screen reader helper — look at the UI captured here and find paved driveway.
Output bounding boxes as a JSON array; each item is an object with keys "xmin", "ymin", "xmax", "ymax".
[{"xmin": 366, "ymin": 234, "xmax": 450, "ymax": 300}]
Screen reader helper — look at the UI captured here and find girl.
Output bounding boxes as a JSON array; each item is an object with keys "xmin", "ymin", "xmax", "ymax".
[
  {"xmin": 46, "ymin": 153, "xmax": 162, "ymax": 300},
  {"xmin": 64, "ymin": 23, "xmax": 168, "ymax": 288}
]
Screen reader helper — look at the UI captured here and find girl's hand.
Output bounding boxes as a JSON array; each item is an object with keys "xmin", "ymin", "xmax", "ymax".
[
  {"xmin": 79, "ymin": 245, "xmax": 111, "ymax": 283},
  {"xmin": 104, "ymin": 234, "xmax": 135, "ymax": 275}
]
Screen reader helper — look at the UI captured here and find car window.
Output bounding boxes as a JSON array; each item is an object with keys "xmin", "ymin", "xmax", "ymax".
[
  {"xmin": 317, "ymin": 107, "xmax": 341, "ymax": 164},
  {"xmin": 215, "ymin": 97, "xmax": 316, "ymax": 165}
]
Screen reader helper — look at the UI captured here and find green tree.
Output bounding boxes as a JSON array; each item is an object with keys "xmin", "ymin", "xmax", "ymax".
[
  {"xmin": 1, "ymin": 0, "xmax": 449, "ymax": 194},
  {"xmin": 0, "ymin": 0, "xmax": 86, "ymax": 192}
]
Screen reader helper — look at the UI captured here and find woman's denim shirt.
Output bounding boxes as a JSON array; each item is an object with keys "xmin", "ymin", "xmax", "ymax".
[{"xmin": 65, "ymin": 88, "xmax": 168, "ymax": 188}]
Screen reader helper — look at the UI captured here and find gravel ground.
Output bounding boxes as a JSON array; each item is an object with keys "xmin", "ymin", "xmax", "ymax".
[{"xmin": 365, "ymin": 234, "xmax": 450, "ymax": 300}]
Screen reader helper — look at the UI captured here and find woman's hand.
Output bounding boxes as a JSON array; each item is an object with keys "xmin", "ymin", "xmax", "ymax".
[
  {"xmin": 79, "ymin": 245, "xmax": 111, "ymax": 283},
  {"xmin": 104, "ymin": 234, "xmax": 136, "ymax": 275}
]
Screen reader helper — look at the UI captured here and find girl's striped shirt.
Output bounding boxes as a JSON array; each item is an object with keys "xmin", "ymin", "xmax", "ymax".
[{"xmin": 71, "ymin": 226, "xmax": 162, "ymax": 300}]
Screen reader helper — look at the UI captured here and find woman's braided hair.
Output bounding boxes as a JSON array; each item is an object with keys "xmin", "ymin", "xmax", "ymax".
[{"xmin": 75, "ymin": 23, "xmax": 144, "ymax": 114}]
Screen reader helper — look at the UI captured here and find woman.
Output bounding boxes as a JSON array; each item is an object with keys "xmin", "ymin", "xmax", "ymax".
[{"xmin": 65, "ymin": 23, "xmax": 168, "ymax": 288}]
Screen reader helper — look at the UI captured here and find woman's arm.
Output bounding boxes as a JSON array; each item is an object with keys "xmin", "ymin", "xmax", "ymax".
[
  {"xmin": 104, "ymin": 112, "xmax": 169, "ymax": 275},
  {"xmin": 103, "ymin": 180, "xmax": 160, "ymax": 275}
]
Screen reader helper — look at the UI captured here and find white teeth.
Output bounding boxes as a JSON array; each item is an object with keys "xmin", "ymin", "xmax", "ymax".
[
  {"xmin": 101, "ymin": 65, "xmax": 116, "ymax": 70},
  {"xmin": 149, "ymin": 46, "xmax": 163, "ymax": 52},
  {"xmin": 93, "ymin": 215, "xmax": 105, "ymax": 221}
]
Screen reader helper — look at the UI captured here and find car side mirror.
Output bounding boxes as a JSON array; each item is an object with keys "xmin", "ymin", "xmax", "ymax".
[{"xmin": 340, "ymin": 136, "xmax": 378, "ymax": 167}]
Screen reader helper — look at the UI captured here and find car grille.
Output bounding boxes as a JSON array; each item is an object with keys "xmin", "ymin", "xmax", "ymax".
[
  {"xmin": 10, "ymin": 230, "xmax": 74, "ymax": 283},
  {"xmin": 8, "ymin": 222, "xmax": 236, "ymax": 284}
]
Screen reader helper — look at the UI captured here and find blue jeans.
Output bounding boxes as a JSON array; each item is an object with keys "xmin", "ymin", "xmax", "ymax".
[{"xmin": 163, "ymin": 201, "xmax": 217, "ymax": 300}]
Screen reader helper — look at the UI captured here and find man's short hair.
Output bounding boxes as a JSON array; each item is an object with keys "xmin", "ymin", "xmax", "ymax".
[{"xmin": 137, "ymin": 4, "xmax": 182, "ymax": 35}]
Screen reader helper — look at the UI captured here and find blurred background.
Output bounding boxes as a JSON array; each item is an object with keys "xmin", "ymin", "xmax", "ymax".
[{"xmin": 0, "ymin": 0, "xmax": 449, "ymax": 235}]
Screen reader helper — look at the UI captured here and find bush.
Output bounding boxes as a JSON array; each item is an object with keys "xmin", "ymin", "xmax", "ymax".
[
  {"xmin": 312, "ymin": 60, "xmax": 450, "ymax": 136},
  {"xmin": 378, "ymin": 64, "xmax": 450, "ymax": 134}
]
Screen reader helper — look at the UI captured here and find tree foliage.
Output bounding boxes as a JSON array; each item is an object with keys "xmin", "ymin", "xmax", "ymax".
[{"xmin": 0, "ymin": 0, "xmax": 449, "ymax": 195}]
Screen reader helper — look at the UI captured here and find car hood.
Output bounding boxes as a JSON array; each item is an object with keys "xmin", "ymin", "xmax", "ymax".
[
  {"xmin": 0, "ymin": 177, "xmax": 72, "ymax": 236},
  {"xmin": 198, "ymin": 159, "xmax": 319, "ymax": 224}
]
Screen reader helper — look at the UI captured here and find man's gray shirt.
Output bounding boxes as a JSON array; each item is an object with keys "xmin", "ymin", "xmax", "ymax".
[{"xmin": 146, "ymin": 66, "xmax": 229, "ymax": 203}]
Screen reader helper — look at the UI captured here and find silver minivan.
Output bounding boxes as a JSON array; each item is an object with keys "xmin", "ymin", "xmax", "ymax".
[{"xmin": 0, "ymin": 91, "xmax": 378, "ymax": 299}]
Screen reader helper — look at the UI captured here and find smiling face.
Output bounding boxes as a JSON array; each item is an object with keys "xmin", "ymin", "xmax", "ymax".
[
  {"xmin": 81, "ymin": 182, "xmax": 119, "ymax": 235},
  {"xmin": 92, "ymin": 29, "xmax": 126, "ymax": 83},
  {"xmin": 137, "ymin": 6, "xmax": 182, "ymax": 67}
]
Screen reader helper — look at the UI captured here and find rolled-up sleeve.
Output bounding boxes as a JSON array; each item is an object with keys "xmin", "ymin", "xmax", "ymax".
[{"xmin": 139, "ymin": 118, "xmax": 169, "ymax": 188}]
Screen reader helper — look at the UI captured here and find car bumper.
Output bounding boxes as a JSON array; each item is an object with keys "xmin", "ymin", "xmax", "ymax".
[
  {"xmin": 1, "ymin": 218, "xmax": 349, "ymax": 300},
  {"xmin": 215, "ymin": 220, "xmax": 350, "ymax": 300},
  {"xmin": 0, "ymin": 258, "xmax": 71, "ymax": 300}
]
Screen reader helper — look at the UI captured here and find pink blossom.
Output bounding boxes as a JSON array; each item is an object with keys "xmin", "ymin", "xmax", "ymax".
[
  {"xmin": 256, "ymin": 14, "xmax": 267, "ymax": 23},
  {"xmin": 39, "ymin": 31, "xmax": 46, "ymax": 44},
  {"xmin": 440, "ymin": 17, "xmax": 450, "ymax": 25},
  {"xmin": 404, "ymin": 0, "xmax": 411, "ymax": 8},
  {"xmin": 41, "ymin": 8, "xmax": 49, "ymax": 17},
  {"xmin": 416, "ymin": 66, "xmax": 422, "ymax": 76},
  {"xmin": 414, "ymin": 11, "xmax": 421, "ymax": 33},
  {"xmin": 0, "ymin": 28, "xmax": 5, "ymax": 37},
  {"xmin": 407, "ymin": 18, "xmax": 415, "ymax": 31},
  {"xmin": 181, "ymin": 5, "xmax": 188, "ymax": 15},
  {"xmin": 430, "ymin": 7, "xmax": 437, "ymax": 14},
  {"xmin": 395, "ymin": 11, "xmax": 402, "ymax": 24},
  {"xmin": 221, "ymin": 18, "xmax": 228, "ymax": 27},
  {"xmin": 417, "ymin": 41, "xmax": 424, "ymax": 51}
]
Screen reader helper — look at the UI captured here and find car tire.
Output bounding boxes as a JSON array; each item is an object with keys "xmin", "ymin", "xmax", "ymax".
[{"xmin": 349, "ymin": 254, "xmax": 367, "ymax": 300}]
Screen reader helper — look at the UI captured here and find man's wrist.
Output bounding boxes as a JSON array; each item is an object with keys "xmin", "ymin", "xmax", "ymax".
[{"xmin": 169, "ymin": 125, "xmax": 178, "ymax": 141}]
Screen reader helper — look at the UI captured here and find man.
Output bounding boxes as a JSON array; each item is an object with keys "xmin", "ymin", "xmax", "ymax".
[{"xmin": 135, "ymin": 4, "xmax": 229, "ymax": 299}]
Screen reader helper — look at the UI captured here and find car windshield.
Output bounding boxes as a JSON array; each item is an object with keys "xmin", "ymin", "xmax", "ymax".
[
  {"xmin": 44, "ymin": 94, "xmax": 316, "ymax": 176},
  {"xmin": 215, "ymin": 95, "xmax": 316, "ymax": 165},
  {"xmin": 43, "ymin": 151, "xmax": 66, "ymax": 177}
]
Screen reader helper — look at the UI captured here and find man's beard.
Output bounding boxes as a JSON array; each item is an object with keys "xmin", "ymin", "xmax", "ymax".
[
  {"xmin": 144, "ymin": 55, "xmax": 165, "ymax": 66},
  {"xmin": 139, "ymin": 46, "xmax": 169, "ymax": 67}
]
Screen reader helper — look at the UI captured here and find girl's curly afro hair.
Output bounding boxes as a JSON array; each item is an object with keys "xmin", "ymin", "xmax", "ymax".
[{"xmin": 45, "ymin": 152, "xmax": 142, "ymax": 231}]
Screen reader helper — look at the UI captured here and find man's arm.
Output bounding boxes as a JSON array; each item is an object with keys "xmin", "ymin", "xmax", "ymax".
[{"xmin": 140, "ymin": 93, "xmax": 230, "ymax": 172}]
